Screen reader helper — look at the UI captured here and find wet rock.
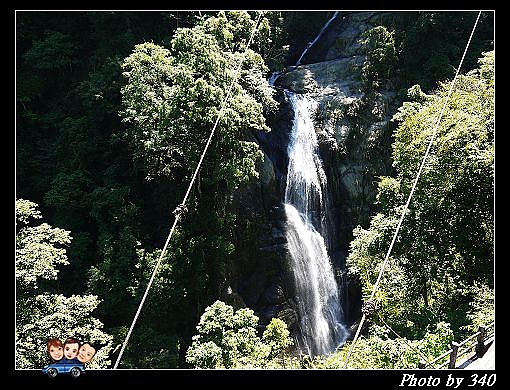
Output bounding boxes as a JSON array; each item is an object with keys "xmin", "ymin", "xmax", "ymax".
[
  {"xmin": 239, "ymin": 272, "xmax": 268, "ymax": 307},
  {"xmin": 228, "ymin": 11, "xmax": 400, "ymax": 333},
  {"xmin": 278, "ymin": 56, "xmax": 364, "ymax": 95},
  {"xmin": 277, "ymin": 307, "xmax": 298, "ymax": 330},
  {"xmin": 259, "ymin": 243, "xmax": 288, "ymax": 255},
  {"xmin": 263, "ymin": 284, "xmax": 286, "ymax": 304}
]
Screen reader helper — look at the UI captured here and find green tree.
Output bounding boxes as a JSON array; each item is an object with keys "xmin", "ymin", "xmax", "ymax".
[
  {"xmin": 347, "ymin": 51, "xmax": 494, "ymax": 339},
  {"xmin": 16, "ymin": 10, "xmax": 200, "ymax": 300},
  {"xmin": 185, "ymin": 301, "xmax": 295, "ymax": 368},
  {"xmin": 360, "ymin": 25, "xmax": 397, "ymax": 89},
  {"xmin": 311, "ymin": 322, "xmax": 453, "ymax": 369},
  {"xmin": 16, "ymin": 199, "xmax": 113, "ymax": 368},
  {"xmin": 16, "ymin": 199, "xmax": 71, "ymax": 289},
  {"xmin": 464, "ymin": 282, "xmax": 494, "ymax": 333},
  {"xmin": 390, "ymin": 11, "xmax": 494, "ymax": 92},
  {"xmin": 116, "ymin": 12, "xmax": 280, "ymax": 367},
  {"xmin": 120, "ymin": 11, "xmax": 277, "ymax": 187},
  {"xmin": 262, "ymin": 317, "xmax": 293, "ymax": 360}
]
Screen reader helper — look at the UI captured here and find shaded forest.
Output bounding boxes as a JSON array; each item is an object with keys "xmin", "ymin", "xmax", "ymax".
[{"xmin": 16, "ymin": 11, "xmax": 494, "ymax": 369}]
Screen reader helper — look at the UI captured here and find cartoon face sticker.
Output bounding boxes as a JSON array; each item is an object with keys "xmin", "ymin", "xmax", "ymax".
[
  {"xmin": 47, "ymin": 339, "xmax": 64, "ymax": 362},
  {"xmin": 77, "ymin": 343, "xmax": 97, "ymax": 364},
  {"xmin": 63, "ymin": 338, "xmax": 80, "ymax": 360}
]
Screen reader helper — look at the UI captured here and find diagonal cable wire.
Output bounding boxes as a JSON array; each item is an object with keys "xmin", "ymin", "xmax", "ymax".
[
  {"xmin": 113, "ymin": 11, "xmax": 264, "ymax": 369},
  {"xmin": 377, "ymin": 313, "xmax": 430, "ymax": 366},
  {"xmin": 342, "ymin": 10, "xmax": 482, "ymax": 369}
]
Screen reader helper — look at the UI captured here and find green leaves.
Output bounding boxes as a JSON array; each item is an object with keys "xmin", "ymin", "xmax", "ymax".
[
  {"xmin": 346, "ymin": 51, "xmax": 494, "ymax": 349},
  {"xmin": 186, "ymin": 301, "xmax": 294, "ymax": 368},
  {"xmin": 360, "ymin": 26, "xmax": 397, "ymax": 88},
  {"xmin": 15, "ymin": 198, "xmax": 42, "ymax": 225},
  {"xmin": 312, "ymin": 321, "xmax": 453, "ymax": 369},
  {"xmin": 120, "ymin": 12, "xmax": 276, "ymax": 188},
  {"xmin": 24, "ymin": 30, "xmax": 78, "ymax": 71},
  {"xmin": 17, "ymin": 294, "xmax": 113, "ymax": 369},
  {"xmin": 15, "ymin": 199, "xmax": 113, "ymax": 368},
  {"xmin": 262, "ymin": 318, "xmax": 293, "ymax": 359},
  {"xmin": 16, "ymin": 199, "xmax": 71, "ymax": 290},
  {"xmin": 196, "ymin": 300, "xmax": 235, "ymax": 338},
  {"xmin": 113, "ymin": 17, "xmax": 282, "ymax": 367},
  {"xmin": 392, "ymin": 12, "xmax": 493, "ymax": 92},
  {"xmin": 186, "ymin": 340, "xmax": 224, "ymax": 368},
  {"xmin": 464, "ymin": 282, "xmax": 494, "ymax": 332}
]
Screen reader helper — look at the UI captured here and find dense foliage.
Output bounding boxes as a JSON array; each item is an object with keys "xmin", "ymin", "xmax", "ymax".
[
  {"xmin": 16, "ymin": 199, "xmax": 113, "ymax": 368},
  {"xmin": 360, "ymin": 25, "xmax": 397, "ymax": 89},
  {"xmin": 388, "ymin": 12, "xmax": 494, "ymax": 93},
  {"xmin": 112, "ymin": 11, "xmax": 284, "ymax": 367},
  {"xmin": 119, "ymin": 12, "xmax": 277, "ymax": 186},
  {"xmin": 345, "ymin": 51, "xmax": 494, "ymax": 365},
  {"xmin": 186, "ymin": 300, "xmax": 295, "ymax": 368},
  {"xmin": 16, "ymin": 11, "xmax": 493, "ymax": 369},
  {"xmin": 310, "ymin": 322, "xmax": 453, "ymax": 369},
  {"xmin": 16, "ymin": 10, "xmax": 303, "ymax": 369}
]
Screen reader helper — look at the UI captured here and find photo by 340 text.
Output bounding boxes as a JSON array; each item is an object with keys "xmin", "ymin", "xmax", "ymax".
[{"xmin": 399, "ymin": 373, "xmax": 496, "ymax": 388}]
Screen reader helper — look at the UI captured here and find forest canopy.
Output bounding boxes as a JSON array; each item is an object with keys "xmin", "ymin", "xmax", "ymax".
[{"xmin": 16, "ymin": 11, "xmax": 494, "ymax": 369}]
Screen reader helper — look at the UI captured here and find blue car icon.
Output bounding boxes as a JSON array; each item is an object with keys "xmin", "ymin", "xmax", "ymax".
[{"xmin": 42, "ymin": 360, "xmax": 85, "ymax": 378}]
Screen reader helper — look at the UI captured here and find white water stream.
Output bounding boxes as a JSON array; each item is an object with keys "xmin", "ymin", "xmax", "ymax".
[
  {"xmin": 265, "ymin": 11, "xmax": 346, "ymax": 356},
  {"xmin": 296, "ymin": 11, "xmax": 340, "ymax": 66},
  {"xmin": 284, "ymin": 91, "xmax": 347, "ymax": 356}
]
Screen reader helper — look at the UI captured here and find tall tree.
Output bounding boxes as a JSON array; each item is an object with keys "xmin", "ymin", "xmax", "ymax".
[
  {"xmin": 15, "ymin": 199, "xmax": 113, "ymax": 369},
  {"xmin": 346, "ymin": 51, "xmax": 494, "ymax": 337},
  {"xmin": 109, "ymin": 11, "xmax": 278, "ymax": 367},
  {"xmin": 186, "ymin": 300, "xmax": 295, "ymax": 368}
]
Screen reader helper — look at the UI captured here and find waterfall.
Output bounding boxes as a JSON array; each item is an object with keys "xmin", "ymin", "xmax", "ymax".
[
  {"xmin": 263, "ymin": 10, "xmax": 346, "ymax": 356},
  {"xmin": 296, "ymin": 11, "xmax": 340, "ymax": 66},
  {"xmin": 268, "ymin": 71, "xmax": 282, "ymax": 87},
  {"xmin": 284, "ymin": 91, "xmax": 347, "ymax": 356},
  {"xmin": 268, "ymin": 11, "xmax": 339, "ymax": 87}
]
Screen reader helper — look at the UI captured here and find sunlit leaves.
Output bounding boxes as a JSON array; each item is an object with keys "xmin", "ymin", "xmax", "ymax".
[
  {"xmin": 262, "ymin": 318, "xmax": 294, "ymax": 359},
  {"xmin": 16, "ymin": 198, "xmax": 42, "ymax": 225},
  {"xmin": 16, "ymin": 199, "xmax": 71, "ymax": 290},
  {"xmin": 346, "ymin": 51, "xmax": 494, "ymax": 345},
  {"xmin": 15, "ymin": 199, "xmax": 113, "ymax": 369},
  {"xmin": 312, "ymin": 322, "xmax": 453, "ymax": 369},
  {"xmin": 360, "ymin": 26, "xmax": 397, "ymax": 88},
  {"xmin": 16, "ymin": 294, "xmax": 113, "ymax": 369},
  {"xmin": 186, "ymin": 301, "xmax": 294, "ymax": 368},
  {"xmin": 120, "ymin": 12, "xmax": 277, "ymax": 187}
]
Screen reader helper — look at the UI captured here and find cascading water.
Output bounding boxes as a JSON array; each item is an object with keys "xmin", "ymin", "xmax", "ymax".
[
  {"xmin": 263, "ymin": 10, "xmax": 346, "ymax": 356},
  {"xmin": 296, "ymin": 11, "xmax": 340, "ymax": 65},
  {"xmin": 284, "ymin": 91, "xmax": 347, "ymax": 356}
]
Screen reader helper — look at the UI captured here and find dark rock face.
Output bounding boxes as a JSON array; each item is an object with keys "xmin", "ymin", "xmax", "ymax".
[
  {"xmin": 298, "ymin": 12, "xmax": 395, "ymax": 65},
  {"xmin": 227, "ymin": 11, "xmax": 399, "ymax": 334},
  {"xmin": 263, "ymin": 284, "xmax": 286, "ymax": 304},
  {"xmin": 253, "ymin": 89, "xmax": 293, "ymax": 188},
  {"xmin": 225, "ymin": 91, "xmax": 294, "ymax": 328}
]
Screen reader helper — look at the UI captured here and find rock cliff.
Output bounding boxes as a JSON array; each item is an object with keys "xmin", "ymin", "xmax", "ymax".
[{"xmin": 227, "ymin": 11, "xmax": 400, "ymax": 338}]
